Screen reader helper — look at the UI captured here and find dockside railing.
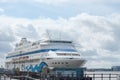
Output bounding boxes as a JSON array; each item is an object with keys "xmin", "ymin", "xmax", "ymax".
[
  {"xmin": 84, "ymin": 73, "xmax": 119, "ymax": 80},
  {"xmin": 0, "ymin": 72, "xmax": 120, "ymax": 80}
]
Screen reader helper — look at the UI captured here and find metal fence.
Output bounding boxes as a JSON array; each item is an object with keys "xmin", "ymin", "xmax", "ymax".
[
  {"xmin": 36, "ymin": 73, "xmax": 92, "ymax": 80},
  {"xmin": 0, "ymin": 75, "xmax": 13, "ymax": 80},
  {"xmin": 85, "ymin": 73, "xmax": 119, "ymax": 80},
  {"xmin": 1, "ymin": 72, "xmax": 119, "ymax": 80},
  {"xmin": 0, "ymin": 74, "xmax": 92, "ymax": 80}
]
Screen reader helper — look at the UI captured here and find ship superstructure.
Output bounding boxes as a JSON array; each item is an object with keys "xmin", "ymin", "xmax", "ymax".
[{"xmin": 6, "ymin": 37, "xmax": 85, "ymax": 72}]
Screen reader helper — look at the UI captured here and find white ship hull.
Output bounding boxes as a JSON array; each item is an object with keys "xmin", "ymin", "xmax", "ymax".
[
  {"xmin": 5, "ymin": 38, "xmax": 86, "ymax": 73},
  {"xmin": 45, "ymin": 58, "xmax": 85, "ymax": 68}
]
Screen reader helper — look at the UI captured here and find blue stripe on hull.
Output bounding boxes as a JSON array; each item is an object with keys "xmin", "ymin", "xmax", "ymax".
[{"xmin": 6, "ymin": 49, "xmax": 77, "ymax": 58}]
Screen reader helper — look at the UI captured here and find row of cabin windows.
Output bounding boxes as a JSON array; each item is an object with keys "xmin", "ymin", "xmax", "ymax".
[
  {"xmin": 15, "ymin": 42, "xmax": 39, "ymax": 51},
  {"xmin": 10, "ymin": 59, "xmax": 39, "ymax": 64},
  {"xmin": 52, "ymin": 62, "xmax": 68, "ymax": 64},
  {"xmin": 57, "ymin": 53, "xmax": 80, "ymax": 56}
]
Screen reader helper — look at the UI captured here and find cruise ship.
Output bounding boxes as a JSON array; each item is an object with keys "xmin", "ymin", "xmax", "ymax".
[{"xmin": 5, "ymin": 36, "xmax": 85, "ymax": 73}]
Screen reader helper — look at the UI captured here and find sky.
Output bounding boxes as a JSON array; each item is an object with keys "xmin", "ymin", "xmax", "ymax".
[{"xmin": 0, "ymin": 0, "xmax": 120, "ymax": 68}]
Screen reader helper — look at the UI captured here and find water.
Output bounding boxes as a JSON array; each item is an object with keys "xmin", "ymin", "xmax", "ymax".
[{"xmin": 84, "ymin": 71, "xmax": 120, "ymax": 80}]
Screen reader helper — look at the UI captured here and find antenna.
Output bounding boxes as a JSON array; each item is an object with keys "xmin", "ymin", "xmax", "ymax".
[
  {"xmin": 59, "ymin": 31, "xmax": 61, "ymax": 40},
  {"xmin": 46, "ymin": 29, "xmax": 51, "ymax": 40}
]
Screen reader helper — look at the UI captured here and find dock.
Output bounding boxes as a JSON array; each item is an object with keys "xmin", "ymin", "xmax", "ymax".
[
  {"xmin": 0, "ymin": 68, "xmax": 92, "ymax": 80},
  {"xmin": 1, "ymin": 67, "xmax": 120, "ymax": 80}
]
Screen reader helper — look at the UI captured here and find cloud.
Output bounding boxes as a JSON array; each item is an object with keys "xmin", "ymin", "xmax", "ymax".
[
  {"xmin": 14, "ymin": 24, "xmax": 39, "ymax": 40},
  {"xmin": 0, "ymin": 8, "xmax": 4, "ymax": 13},
  {"xmin": 34, "ymin": 0, "xmax": 69, "ymax": 5},
  {"xmin": 85, "ymin": 60, "xmax": 112, "ymax": 68},
  {"xmin": 0, "ymin": 0, "xmax": 68, "ymax": 4},
  {"xmin": 0, "ymin": 13, "xmax": 120, "ymax": 68}
]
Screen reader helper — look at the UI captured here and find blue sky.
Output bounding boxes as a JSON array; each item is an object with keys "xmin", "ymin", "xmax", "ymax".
[
  {"xmin": 0, "ymin": 0, "xmax": 120, "ymax": 19},
  {"xmin": 0, "ymin": 0, "xmax": 120, "ymax": 68}
]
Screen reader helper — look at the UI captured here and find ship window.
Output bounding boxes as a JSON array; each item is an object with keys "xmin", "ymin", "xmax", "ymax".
[
  {"xmin": 30, "ymin": 60, "xmax": 33, "ymax": 62},
  {"xmin": 72, "ymin": 54, "xmax": 80, "ymax": 56},
  {"xmin": 20, "ymin": 51, "xmax": 22, "ymax": 53},
  {"xmin": 57, "ymin": 53, "xmax": 71, "ymax": 56},
  {"xmin": 32, "ymin": 43, "xmax": 36, "ymax": 46},
  {"xmin": 58, "ymin": 62, "xmax": 60, "ymax": 64},
  {"xmin": 66, "ymin": 62, "xmax": 68, "ymax": 64},
  {"xmin": 47, "ymin": 40, "xmax": 72, "ymax": 43}
]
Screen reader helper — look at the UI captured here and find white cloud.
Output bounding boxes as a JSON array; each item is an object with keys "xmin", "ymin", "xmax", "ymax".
[
  {"xmin": 0, "ymin": 8, "xmax": 4, "ymax": 13},
  {"xmin": 0, "ymin": 0, "xmax": 69, "ymax": 5},
  {"xmin": 34, "ymin": 0, "xmax": 69, "ymax": 5},
  {"xmin": 85, "ymin": 60, "xmax": 112, "ymax": 68},
  {"xmin": 0, "ymin": 13, "xmax": 120, "ymax": 68}
]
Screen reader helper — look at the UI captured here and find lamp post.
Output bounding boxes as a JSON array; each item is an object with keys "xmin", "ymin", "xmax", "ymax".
[{"xmin": 13, "ymin": 61, "xmax": 15, "ymax": 72}]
